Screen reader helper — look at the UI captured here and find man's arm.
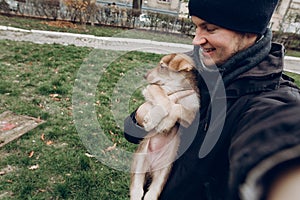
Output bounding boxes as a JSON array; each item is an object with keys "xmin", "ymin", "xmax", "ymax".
[
  {"xmin": 267, "ymin": 164, "xmax": 300, "ymax": 200},
  {"xmin": 124, "ymin": 111, "xmax": 148, "ymax": 144},
  {"xmin": 229, "ymin": 103, "xmax": 300, "ymax": 200}
]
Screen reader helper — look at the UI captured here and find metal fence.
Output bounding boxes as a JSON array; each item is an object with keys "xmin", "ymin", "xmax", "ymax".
[{"xmin": 0, "ymin": 0, "xmax": 195, "ymax": 35}]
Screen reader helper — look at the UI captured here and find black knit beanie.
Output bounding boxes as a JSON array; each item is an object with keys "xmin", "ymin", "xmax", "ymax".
[{"xmin": 188, "ymin": 0, "xmax": 279, "ymax": 35}]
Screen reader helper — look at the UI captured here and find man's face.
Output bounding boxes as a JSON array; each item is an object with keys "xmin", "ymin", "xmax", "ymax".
[{"xmin": 191, "ymin": 16, "xmax": 257, "ymax": 67}]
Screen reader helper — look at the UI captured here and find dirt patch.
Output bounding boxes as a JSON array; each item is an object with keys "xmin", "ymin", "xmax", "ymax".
[
  {"xmin": 0, "ymin": 165, "xmax": 17, "ymax": 175},
  {"xmin": 41, "ymin": 20, "xmax": 78, "ymax": 29}
]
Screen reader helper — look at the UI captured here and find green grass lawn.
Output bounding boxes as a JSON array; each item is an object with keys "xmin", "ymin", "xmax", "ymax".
[
  {"xmin": 0, "ymin": 39, "xmax": 162, "ymax": 199},
  {"xmin": 0, "ymin": 39, "xmax": 299, "ymax": 200},
  {"xmin": 284, "ymin": 71, "xmax": 300, "ymax": 86}
]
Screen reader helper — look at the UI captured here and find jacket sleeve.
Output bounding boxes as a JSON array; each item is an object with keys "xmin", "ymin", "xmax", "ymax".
[
  {"xmin": 228, "ymin": 102, "xmax": 300, "ymax": 200},
  {"xmin": 124, "ymin": 111, "xmax": 148, "ymax": 144}
]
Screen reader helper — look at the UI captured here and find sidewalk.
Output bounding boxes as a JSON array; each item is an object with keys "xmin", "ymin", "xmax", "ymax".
[
  {"xmin": 0, "ymin": 25, "xmax": 299, "ymax": 73},
  {"xmin": 0, "ymin": 25, "xmax": 193, "ymax": 54}
]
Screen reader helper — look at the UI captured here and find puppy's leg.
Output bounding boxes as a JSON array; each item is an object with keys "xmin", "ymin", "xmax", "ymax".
[
  {"xmin": 143, "ymin": 167, "xmax": 172, "ymax": 200},
  {"xmin": 174, "ymin": 102, "xmax": 199, "ymax": 127},
  {"xmin": 143, "ymin": 104, "xmax": 168, "ymax": 131},
  {"xmin": 130, "ymin": 173, "xmax": 146, "ymax": 200},
  {"xmin": 136, "ymin": 102, "xmax": 152, "ymax": 127},
  {"xmin": 155, "ymin": 103, "xmax": 197, "ymax": 133},
  {"xmin": 143, "ymin": 85, "xmax": 170, "ymax": 106},
  {"xmin": 154, "ymin": 103, "xmax": 184, "ymax": 133},
  {"xmin": 142, "ymin": 85, "xmax": 172, "ymax": 131},
  {"xmin": 130, "ymin": 139, "xmax": 151, "ymax": 200},
  {"xmin": 168, "ymin": 90, "xmax": 195, "ymax": 103},
  {"xmin": 143, "ymin": 128, "xmax": 180, "ymax": 200},
  {"xmin": 152, "ymin": 90, "xmax": 199, "ymax": 133}
]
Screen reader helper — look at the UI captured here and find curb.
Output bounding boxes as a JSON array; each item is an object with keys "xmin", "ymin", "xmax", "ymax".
[{"xmin": 285, "ymin": 56, "xmax": 300, "ymax": 61}]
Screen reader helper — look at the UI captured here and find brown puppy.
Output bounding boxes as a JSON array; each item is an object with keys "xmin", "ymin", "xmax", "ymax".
[{"xmin": 130, "ymin": 53, "xmax": 200, "ymax": 200}]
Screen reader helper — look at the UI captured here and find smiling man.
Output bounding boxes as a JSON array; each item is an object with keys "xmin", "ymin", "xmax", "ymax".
[
  {"xmin": 124, "ymin": 0, "xmax": 300, "ymax": 199},
  {"xmin": 192, "ymin": 16, "xmax": 258, "ymax": 67}
]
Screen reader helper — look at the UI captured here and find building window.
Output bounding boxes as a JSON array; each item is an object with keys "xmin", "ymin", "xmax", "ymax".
[
  {"xmin": 295, "ymin": 14, "xmax": 300, "ymax": 22},
  {"xmin": 158, "ymin": 0, "xmax": 171, "ymax": 2}
]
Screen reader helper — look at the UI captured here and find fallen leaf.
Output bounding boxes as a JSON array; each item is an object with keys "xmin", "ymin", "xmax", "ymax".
[
  {"xmin": 109, "ymin": 130, "xmax": 115, "ymax": 135},
  {"xmin": 49, "ymin": 94, "xmax": 59, "ymax": 98},
  {"xmin": 0, "ymin": 171, "xmax": 5, "ymax": 175},
  {"xmin": 85, "ymin": 153, "xmax": 95, "ymax": 158},
  {"xmin": 28, "ymin": 164, "xmax": 39, "ymax": 170},
  {"xmin": 53, "ymin": 98, "xmax": 61, "ymax": 102},
  {"xmin": 41, "ymin": 133, "xmax": 45, "ymax": 141},
  {"xmin": 46, "ymin": 140, "xmax": 53, "ymax": 146},
  {"xmin": 49, "ymin": 94, "xmax": 61, "ymax": 101},
  {"xmin": 105, "ymin": 143, "xmax": 117, "ymax": 152},
  {"xmin": 28, "ymin": 151, "xmax": 34, "ymax": 158}
]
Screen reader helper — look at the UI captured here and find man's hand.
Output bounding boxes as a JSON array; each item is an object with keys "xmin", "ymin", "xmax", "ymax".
[{"xmin": 267, "ymin": 164, "xmax": 300, "ymax": 200}]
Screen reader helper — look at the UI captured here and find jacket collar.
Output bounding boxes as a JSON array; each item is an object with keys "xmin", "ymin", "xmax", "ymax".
[{"xmin": 226, "ymin": 43, "xmax": 284, "ymax": 98}]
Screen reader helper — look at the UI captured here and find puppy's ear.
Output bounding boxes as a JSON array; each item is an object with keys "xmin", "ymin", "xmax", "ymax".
[
  {"xmin": 160, "ymin": 53, "xmax": 176, "ymax": 66},
  {"xmin": 177, "ymin": 60, "xmax": 194, "ymax": 72},
  {"xmin": 170, "ymin": 54, "xmax": 195, "ymax": 72}
]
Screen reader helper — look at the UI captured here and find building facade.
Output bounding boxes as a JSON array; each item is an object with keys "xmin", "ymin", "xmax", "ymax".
[
  {"xmin": 271, "ymin": 0, "xmax": 300, "ymax": 32},
  {"xmin": 97, "ymin": 0, "xmax": 180, "ymax": 15}
]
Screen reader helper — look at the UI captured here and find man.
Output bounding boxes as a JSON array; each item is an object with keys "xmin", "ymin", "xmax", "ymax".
[{"xmin": 124, "ymin": 0, "xmax": 300, "ymax": 199}]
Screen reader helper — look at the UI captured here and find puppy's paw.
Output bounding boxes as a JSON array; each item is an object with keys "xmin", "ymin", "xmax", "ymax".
[
  {"xmin": 143, "ymin": 105, "xmax": 168, "ymax": 131},
  {"xmin": 155, "ymin": 116, "xmax": 177, "ymax": 133},
  {"xmin": 130, "ymin": 190, "xmax": 144, "ymax": 200},
  {"xmin": 143, "ymin": 191, "xmax": 158, "ymax": 200}
]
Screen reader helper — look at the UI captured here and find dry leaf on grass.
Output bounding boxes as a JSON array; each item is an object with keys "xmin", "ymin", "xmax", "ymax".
[
  {"xmin": 28, "ymin": 151, "xmax": 34, "ymax": 158},
  {"xmin": 40, "ymin": 134, "xmax": 53, "ymax": 146},
  {"xmin": 40, "ymin": 133, "xmax": 45, "ymax": 141},
  {"xmin": 28, "ymin": 164, "xmax": 39, "ymax": 170},
  {"xmin": 105, "ymin": 143, "xmax": 117, "ymax": 152},
  {"xmin": 85, "ymin": 153, "xmax": 95, "ymax": 158},
  {"xmin": 49, "ymin": 94, "xmax": 61, "ymax": 101}
]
